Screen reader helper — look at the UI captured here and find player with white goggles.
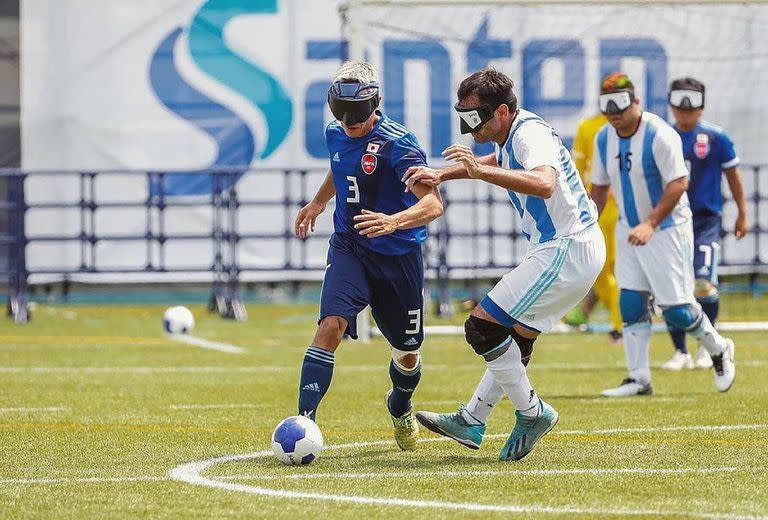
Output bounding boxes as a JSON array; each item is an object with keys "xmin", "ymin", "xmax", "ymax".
[
  {"xmin": 598, "ymin": 90, "xmax": 634, "ymax": 115},
  {"xmin": 661, "ymin": 76, "xmax": 747, "ymax": 372},
  {"xmin": 668, "ymin": 88, "xmax": 704, "ymax": 110},
  {"xmin": 590, "ymin": 72, "xmax": 736, "ymax": 397}
]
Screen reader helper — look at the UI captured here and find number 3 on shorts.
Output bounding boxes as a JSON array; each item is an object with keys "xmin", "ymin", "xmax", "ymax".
[{"xmin": 405, "ymin": 309, "xmax": 421, "ymax": 334}]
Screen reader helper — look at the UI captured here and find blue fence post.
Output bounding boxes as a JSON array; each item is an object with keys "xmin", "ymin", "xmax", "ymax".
[
  {"xmin": 751, "ymin": 165, "xmax": 762, "ymax": 297},
  {"xmin": 7, "ymin": 171, "xmax": 28, "ymax": 323},
  {"xmin": 225, "ymin": 169, "xmax": 246, "ymax": 321}
]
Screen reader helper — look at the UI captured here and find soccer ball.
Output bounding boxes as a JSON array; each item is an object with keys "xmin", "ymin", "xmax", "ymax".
[
  {"xmin": 271, "ymin": 415, "xmax": 323, "ymax": 465},
  {"xmin": 163, "ymin": 306, "xmax": 195, "ymax": 334}
]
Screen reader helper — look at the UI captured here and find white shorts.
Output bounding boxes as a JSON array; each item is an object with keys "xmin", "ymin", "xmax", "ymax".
[
  {"xmin": 482, "ymin": 224, "xmax": 606, "ymax": 333},
  {"xmin": 615, "ymin": 220, "xmax": 696, "ymax": 307}
]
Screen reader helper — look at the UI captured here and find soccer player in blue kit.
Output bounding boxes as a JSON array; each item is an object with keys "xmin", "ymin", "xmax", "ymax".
[
  {"xmin": 293, "ymin": 61, "xmax": 443, "ymax": 450},
  {"xmin": 661, "ymin": 77, "xmax": 749, "ymax": 371}
]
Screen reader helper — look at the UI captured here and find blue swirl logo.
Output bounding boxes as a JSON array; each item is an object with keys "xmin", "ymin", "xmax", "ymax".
[{"xmin": 149, "ymin": 0, "xmax": 292, "ymax": 195}]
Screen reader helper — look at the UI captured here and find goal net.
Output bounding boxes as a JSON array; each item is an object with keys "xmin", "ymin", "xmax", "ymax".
[{"xmin": 342, "ymin": 0, "xmax": 768, "ymax": 330}]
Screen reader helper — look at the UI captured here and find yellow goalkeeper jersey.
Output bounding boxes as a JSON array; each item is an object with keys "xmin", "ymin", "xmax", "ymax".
[
  {"xmin": 572, "ymin": 113, "xmax": 607, "ymax": 188},
  {"xmin": 572, "ymin": 113, "xmax": 622, "ymax": 332}
]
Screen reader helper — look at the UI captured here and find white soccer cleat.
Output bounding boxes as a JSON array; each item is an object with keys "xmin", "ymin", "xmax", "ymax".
[
  {"xmin": 661, "ymin": 351, "xmax": 694, "ymax": 371},
  {"xmin": 712, "ymin": 339, "xmax": 736, "ymax": 393},
  {"xmin": 694, "ymin": 345, "xmax": 714, "ymax": 369},
  {"xmin": 601, "ymin": 378, "xmax": 653, "ymax": 397}
]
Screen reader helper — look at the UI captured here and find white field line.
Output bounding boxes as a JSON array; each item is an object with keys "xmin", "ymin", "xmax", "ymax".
[
  {"xmin": 555, "ymin": 423, "xmax": 768, "ymax": 436},
  {"xmin": 0, "ymin": 365, "xmax": 387, "ymax": 373},
  {"xmin": 170, "ymin": 435, "xmax": 768, "ymax": 520},
  {"xmin": 2, "ymin": 360, "xmax": 767, "ymax": 374},
  {"xmin": 166, "ymin": 334, "xmax": 245, "ymax": 354},
  {"xmin": 223, "ymin": 466, "xmax": 742, "ymax": 481},
  {"xmin": 0, "ymin": 407, "xmax": 68, "ymax": 413},
  {"xmin": 169, "ymin": 404, "xmax": 265, "ymax": 410},
  {"xmin": 0, "ymin": 476, "xmax": 166, "ymax": 485},
  {"xmin": 419, "ymin": 322, "xmax": 768, "ymax": 335},
  {"xmin": 4, "ymin": 424, "xmax": 768, "ymax": 519}
]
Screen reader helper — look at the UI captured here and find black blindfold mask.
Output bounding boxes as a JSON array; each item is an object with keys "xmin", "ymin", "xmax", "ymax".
[
  {"xmin": 455, "ymin": 103, "xmax": 496, "ymax": 134},
  {"xmin": 327, "ymin": 81, "xmax": 380, "ymax": 126}
]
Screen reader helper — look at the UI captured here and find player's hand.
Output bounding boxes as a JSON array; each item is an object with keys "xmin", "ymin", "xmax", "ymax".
[
  {"xmin": 353, "ymin": 209, "xmax": 399, "ymax": 238},
  {"xmin": 294, "ymin": 201, "xmax": 325, "ymax": 240},
  {"xmin": 401, "ymin": 166, "xmax": 442, "ymax": 193},
  {"xmin": 443, "ymin": 144, "xmax": 481, "ymax": 178},
  {"xmin": 735, "ymin": 212, "xmax": 748, "ymax": 240},
  {"xmin": 628, "ymin": 221, "xmax": 655, "ymax": 246}
]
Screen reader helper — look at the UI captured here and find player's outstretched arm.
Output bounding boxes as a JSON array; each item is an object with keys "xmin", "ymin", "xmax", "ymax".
[
  {"xmin": 590, "ymin": 184, "xmax": 610, "ymax": 216},
  {"xmin": 295, "ymin": 169, "xmax": 335, "ymax": 240},
  {"xmin": 724, "ymin": 166, "xmax": 748, "ymax": 239},
  {"xmin": 401, "ymin": 153, "xmax": 496, "ymax": 193},
  {"xmin": 353, "ymin": 183, "xmax": 443, "ymax": 238},
  {"xmin": 444, "ymin": 143, "xmax": 555, "ymax": 198}
]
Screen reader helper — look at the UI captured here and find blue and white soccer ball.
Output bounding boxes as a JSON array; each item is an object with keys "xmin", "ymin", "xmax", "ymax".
[
  {"xmin": 271, "ymin": 415, "xmax": 324, "ymax": 465},
  {"xmin": 163, "ymin": 306, "xmax": 195, "ymax": 334}
]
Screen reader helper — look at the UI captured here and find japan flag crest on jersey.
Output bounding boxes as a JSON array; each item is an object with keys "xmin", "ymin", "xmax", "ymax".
[{"xmin": 695, "ymin": 133, "xmax": 710, "ymax": 159}]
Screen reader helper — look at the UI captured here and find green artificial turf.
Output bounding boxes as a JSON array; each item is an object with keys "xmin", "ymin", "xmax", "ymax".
[{"xmin": 1, "ymin": 303, "xmax": 767, "ymax": 519}]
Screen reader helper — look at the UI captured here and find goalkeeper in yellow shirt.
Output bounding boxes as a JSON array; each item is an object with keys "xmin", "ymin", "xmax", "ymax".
[{"xmin": 564, "ymin": 112, "xmax": 622, "ymax": 343}]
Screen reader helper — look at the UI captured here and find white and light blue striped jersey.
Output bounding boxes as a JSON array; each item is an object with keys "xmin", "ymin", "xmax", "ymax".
[
  {"xmin": 592, "ymin": 112, "xmax": 691, "ymax": 229},
  {"xmin": 494, "ymin": 109, "xmax": 597, "ymax": 243}
]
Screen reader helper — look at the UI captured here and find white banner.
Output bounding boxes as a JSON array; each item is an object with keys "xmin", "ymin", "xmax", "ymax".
[{"xmin": 19, "ymin": 0, "xmax": 768, "ymax": 279}]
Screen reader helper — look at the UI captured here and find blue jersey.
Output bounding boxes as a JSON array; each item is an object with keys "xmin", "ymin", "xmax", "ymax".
[
  {"xmin": 676, "ymin": 121, "xmax": 739, "ymax": 216},
  {"xmin": 326, "ymin": 112, "xmax": 428, "ymax": 255}
]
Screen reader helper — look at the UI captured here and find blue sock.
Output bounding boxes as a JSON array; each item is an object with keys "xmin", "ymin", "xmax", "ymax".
[
  {"xmin": 387, "ymin": 359, "xmax": 421, "ymax": 418},
  {"xmin": 298, "ymin": 346, "xmax": 334, "ymax": 421},
  {"xmin": 699, "ymin": 298, "xmax": 720, "ymax": 325},
  {"xmin": 668, "ymin": 327, "xmax": 688, "ymax": 354}
]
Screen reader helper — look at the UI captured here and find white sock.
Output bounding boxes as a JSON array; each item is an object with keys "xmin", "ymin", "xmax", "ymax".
[
  {"xmin": 485, "ymin": 340, "xmax": 540, "ymax": 418},
  {"xmin": 688, "ymin": 312, "xmax": 727, "ymax": 356},
  {"xmin": 461, "ymin": 369, "xmax": 504, "ymax": 425},
  {"xmin": 623, "ymin": 321, "xmax": 652, "ymax": 384}
]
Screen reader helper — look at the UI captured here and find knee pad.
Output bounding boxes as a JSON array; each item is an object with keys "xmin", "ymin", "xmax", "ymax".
[
  {"xmin": 510, "ymin": 327, "xmax": 536, "ymax": 367},
  {"xmin": 662, "ymin": 303, "xmax": 703, "ymax": 332},
  {"xmin": 694, "ymin": 279, "xmax": 719, "ymax": 301},
  {"xmin": 464, "ymin": 315, "xmax": 512, "ymax": 361},
  {"xmin": 619, "ymin": 289, "xmax": 651, "ymax": 325},
  {"xmin": 391, "ymin": 347, "xmax": 420, "ymax": 373}
]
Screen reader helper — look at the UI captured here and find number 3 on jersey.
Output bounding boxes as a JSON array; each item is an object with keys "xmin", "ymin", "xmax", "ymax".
[{"xmin": 346, "ymin": 176, "xmax": 360, "ymax": 203}]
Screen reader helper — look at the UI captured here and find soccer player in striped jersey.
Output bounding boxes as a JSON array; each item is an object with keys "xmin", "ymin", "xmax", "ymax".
[
  {"xmin": 661, "ymin": 77, "xmax": 748, "ymax": 371},
  {"xmin": 294, "ymin": 61, "xmax": 444, "ymax": 450},
  {"xmin": 590, "ymin": 73, "xmax": 736, "ymax": 397},
  {"xmin": 402, "ymin": 69, "xmax": 605, "ymax": 461}
]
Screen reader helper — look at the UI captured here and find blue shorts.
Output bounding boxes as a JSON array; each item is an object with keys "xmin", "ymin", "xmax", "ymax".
[
  {"xmin": 692, "ymin": 213, "xmax": 722, "ymax": 284},
  {"xmin": 319, "ymin": 234, "xmax": 424, "ymax": 350}
]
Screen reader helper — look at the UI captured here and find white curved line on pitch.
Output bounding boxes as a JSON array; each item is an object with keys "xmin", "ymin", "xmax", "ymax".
[
  {"xmin": 168, "ymin": 436, "xmax": 768, "ymax": 519},
  {"xmin": 221, "ymin": 467, "xmax": 741, "ymax": 481}
]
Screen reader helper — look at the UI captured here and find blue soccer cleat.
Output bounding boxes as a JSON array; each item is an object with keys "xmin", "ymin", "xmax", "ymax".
[
  {"xmin": 499, "ymin": 400, "xmax": 559, "ymax": 461},
  {"xmin": 415, "ymin": 406, "xmax": 486, "ymax": 450}
]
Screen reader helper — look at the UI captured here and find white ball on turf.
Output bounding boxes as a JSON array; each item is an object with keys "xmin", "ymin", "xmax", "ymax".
[
  {"xmin": 163, "ymin": 306, "xmax": 195, "ymax": 334},
  {"xmin": 271, "ymin": 415, "xmax": 323, "ymax": 465}
]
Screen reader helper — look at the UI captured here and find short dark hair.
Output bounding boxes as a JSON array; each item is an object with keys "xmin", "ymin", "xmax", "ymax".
[
  {"xmin": 457, "ymin": 68, "xmax": 517, "ymax": 113},
  {"xmin": 670, "ymin": 76, "xmax": 705, "ymax": 94}
]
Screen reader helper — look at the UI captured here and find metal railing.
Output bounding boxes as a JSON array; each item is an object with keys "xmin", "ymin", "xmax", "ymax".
[{"xmin": 2, "ymin": 165, "xmax": 765, "ymax": 323}]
